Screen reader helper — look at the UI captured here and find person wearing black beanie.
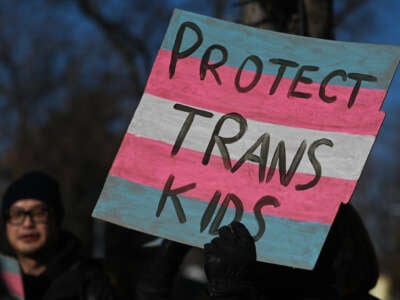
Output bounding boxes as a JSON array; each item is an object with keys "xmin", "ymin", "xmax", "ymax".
[
  {"xmin": 2, "ymin": 171, "xmax": 64, "ymax": 226},
  {"xmin": 1, "ymin": 171, "xmax": 118, "ymax": 300}
]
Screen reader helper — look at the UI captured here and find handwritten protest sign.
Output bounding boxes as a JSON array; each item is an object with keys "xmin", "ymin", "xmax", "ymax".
[
  {"xmin": 0, "ymin": 254, "xmax": 24, "ymax": 299},
  {"xmin": 93, "ymin": 9, "xmax": 400, "ymax": 269}
]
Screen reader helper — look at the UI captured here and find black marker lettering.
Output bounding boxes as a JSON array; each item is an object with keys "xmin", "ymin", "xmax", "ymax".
[
  {"xmin": 269, "ymin": 58, "xmax": 299, "ymax": 95},
  {"xmin": 231, "ymin": 133, "xmax": 270, "ymax": 183},
  {"xmin": 200, "ymin": 44, "xmax": 228, "ymax": 85},
  {"xmin": 172, "ymin": 104, "xmax": 213, "ymax": 156},
  {"xmin": 156, "ymin": 175, "xmax": 196, "ymax": 223},
  {"xmin": 319, "ymin": 69, "xmax": 347, "ymax": 103},
  {"xmin": 202, "ymin": 113, "xmax": 247, "ymax": 170},
  {"xmin": 288, "ymin": 65, "xmax": 319, "ymax": 99},
  {"xmin": 266, "ymin": 140, "xmax": 307, "ymax": 187},
  {"xmin": 347, "ymin": 73, "xmax": 377, "ymax": 108},
  {"xmin": 169, "ymin": 22, "xmax": 203, "ymax": 79},
  {"xmin": 235, "ymin": 55, "xmax": 263, "ymax": 93},
  {"xmin": 200, "ymin": 191, "xmax": 221, "ymax": 233},
  {"xmin": 296, "ymin": 138, "xmax": 334, "ymax": 190},
  {"xmin": 209, "ymin": 193, "xmax": 244, "ymax": 235},
  {"xmin": 253, "ymin": 196, "xmax": 280, "ymax": 241}
]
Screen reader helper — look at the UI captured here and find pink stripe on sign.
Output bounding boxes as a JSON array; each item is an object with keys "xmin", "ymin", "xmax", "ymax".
[
  {"xmin": 109, "ymin": 133, "xmax": 357, "ymax": 224},
  {"xmin": 1, "ymin": 272, "xmax": 24, "ymax": 297},
  {"xmin": 145, "ymin": 49, "xmax": 386, "ymax": 136}
]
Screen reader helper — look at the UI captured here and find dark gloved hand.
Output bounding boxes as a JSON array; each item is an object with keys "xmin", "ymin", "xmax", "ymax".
[
  {"xmin": 204, "ymin": 221, "xmax": 257, "ymax": 298},
  {"xmin": 136, "ymin": 239, "xmax": 191, "ymax": 300}
]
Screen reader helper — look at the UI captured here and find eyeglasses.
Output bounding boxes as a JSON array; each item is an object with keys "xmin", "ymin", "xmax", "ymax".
[{"xmin": 7, "ymin": 207, "xmax": 49, "ymax": 226}]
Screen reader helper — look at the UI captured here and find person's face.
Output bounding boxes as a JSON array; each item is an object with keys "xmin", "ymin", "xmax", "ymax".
[{"xmin": 5, "ymin": 199, "xmax": 56, "ymax": 257}]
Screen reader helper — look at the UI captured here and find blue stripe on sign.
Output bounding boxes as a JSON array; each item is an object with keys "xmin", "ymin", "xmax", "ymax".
[
  {"xmin": 161, "ymin": 9, "xmax": 400, "ymax": 90},
  {"xmin": 93, "ymin": 175, "xmax": 330, "ymax": 270}
]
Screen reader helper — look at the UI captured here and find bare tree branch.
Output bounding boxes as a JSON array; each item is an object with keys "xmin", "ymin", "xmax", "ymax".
[{"xmin": 77, "ymin": 0, "xmax": 149, "ymax": 93}]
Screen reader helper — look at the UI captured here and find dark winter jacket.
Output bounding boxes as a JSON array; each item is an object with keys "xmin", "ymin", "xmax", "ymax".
[{"xmin": 22, "ymin": 231, "xmax": 117, "ymax": 300}]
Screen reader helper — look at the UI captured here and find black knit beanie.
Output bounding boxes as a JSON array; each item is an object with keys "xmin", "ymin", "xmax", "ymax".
[{"xmin": 1, "ymin": 171, "xmax": 64, "ymax": 225}]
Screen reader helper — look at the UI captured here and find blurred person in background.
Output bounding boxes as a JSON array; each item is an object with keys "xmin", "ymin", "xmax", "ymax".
[{"xmin": 1, "ymin": 170, "xmax": 118, "ymax": 300}]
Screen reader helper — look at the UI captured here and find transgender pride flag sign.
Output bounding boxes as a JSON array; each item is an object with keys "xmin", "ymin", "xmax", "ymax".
[{"xmin": 93, "ymin": 10, "xmax": 400, "ymax": 269}]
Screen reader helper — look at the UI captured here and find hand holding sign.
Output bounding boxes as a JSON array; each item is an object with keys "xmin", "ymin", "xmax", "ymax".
[
  {"xmin": 205, "ymin": 222, "xmax": 256, "ymax": 278},
  {"xmin": 93, "ymin": 9, "xmax": 400, "ymax": 269},
  {"xmin": 204, "ymin": 222, "xmax": 257, "ymax": 298}
]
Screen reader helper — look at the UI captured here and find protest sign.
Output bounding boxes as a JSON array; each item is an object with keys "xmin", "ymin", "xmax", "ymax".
[
  {"xmin": 93, "ymin": 9, "xmax": 400, "ymax": 269},
  {"xmin": 0, "ymin": 254, "xmax": 24, "ymax": 299}
]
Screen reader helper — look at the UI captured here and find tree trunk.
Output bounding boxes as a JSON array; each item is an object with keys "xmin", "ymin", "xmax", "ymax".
[{"xmin": 240, "ymin": 0, "xmax": 333, "ymax": 39}]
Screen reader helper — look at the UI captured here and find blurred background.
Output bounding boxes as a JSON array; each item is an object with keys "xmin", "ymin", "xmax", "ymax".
[{"xmin": 0, "ymin": 0, "xmax": 399, "ymax": 299}]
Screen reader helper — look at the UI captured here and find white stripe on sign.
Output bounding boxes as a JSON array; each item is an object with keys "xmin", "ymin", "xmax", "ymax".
[{"xmin": 129, "ymin": 93, "xmax": 375, "ymax": 180}]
